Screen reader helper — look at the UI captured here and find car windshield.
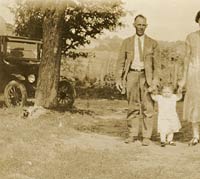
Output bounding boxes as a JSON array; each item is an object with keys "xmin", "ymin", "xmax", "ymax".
[{"xmin": 6, "ymin": 41, "xmax": 40, "ymax": 62}]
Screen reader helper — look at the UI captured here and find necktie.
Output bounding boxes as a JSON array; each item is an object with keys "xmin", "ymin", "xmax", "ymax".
[{"xmin": 138, "ymin": 37, "xmax": 143, "ymax": 62}]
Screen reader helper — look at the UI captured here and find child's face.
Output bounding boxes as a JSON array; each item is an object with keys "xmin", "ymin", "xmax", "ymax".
[{"xmin": 162, "ymin": 87, "xmax": 173, "ymax": 97}]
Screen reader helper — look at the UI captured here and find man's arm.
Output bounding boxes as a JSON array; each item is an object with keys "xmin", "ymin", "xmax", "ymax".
[{"xmin": 115, "ymin": 39, "xmax": 127, "ymax": 92}]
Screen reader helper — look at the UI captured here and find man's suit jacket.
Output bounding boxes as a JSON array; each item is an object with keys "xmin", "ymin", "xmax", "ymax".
[{"xmin": 116, "ymin": 34, "xmax": 160, "ymax": 88}]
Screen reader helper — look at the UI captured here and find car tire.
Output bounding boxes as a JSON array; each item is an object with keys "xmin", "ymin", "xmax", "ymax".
[
  {"xmin": 4, "ymin": 80, "xmax": 27, "ymax": 107},
  {"xmin": 58, "ymin": 80, "xmax": 75, "ymax": 109}
]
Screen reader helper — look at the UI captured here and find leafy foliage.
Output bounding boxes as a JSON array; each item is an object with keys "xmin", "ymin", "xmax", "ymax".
[
  {"xmin": 158, "ymin": 41, "xmax": 184, "ymax": 89},
  {"xmin": 11, "ymin": 0, "xmax": 125, "ymax": 56},
  {"xmin": 75, "ymin": 75, "xmax": 124, "ymax": 100}
]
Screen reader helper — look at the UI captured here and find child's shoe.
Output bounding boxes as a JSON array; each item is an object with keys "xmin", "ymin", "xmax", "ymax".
[{"xmin": 168, "ymin": 141, "xmax": 176, "ymax": 146}]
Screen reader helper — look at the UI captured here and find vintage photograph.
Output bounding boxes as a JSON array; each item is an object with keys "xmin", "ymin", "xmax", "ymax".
[{"xmin": 0, "ymin": 0, "xmax": 200, "ymax": 178}]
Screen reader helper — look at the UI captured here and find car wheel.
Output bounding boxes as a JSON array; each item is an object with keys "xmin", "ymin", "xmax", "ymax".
[
  {"xmin": 58, "ymin": 81, "xmax": 75, "ymax": 108},
  {"xmin": 4, "ymin": 80, "xmax": 27, "ymax": 107}
]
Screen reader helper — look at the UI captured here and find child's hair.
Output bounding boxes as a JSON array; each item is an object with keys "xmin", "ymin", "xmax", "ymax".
[{"xmin": 161, "ymin": 83, "xmax": 174, "ymax": 93}]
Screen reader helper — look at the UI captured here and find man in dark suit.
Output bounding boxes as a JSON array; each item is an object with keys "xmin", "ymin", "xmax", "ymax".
[{"xmin": 116, "ymin": 14, "xmax": 160, "ymax": 146}]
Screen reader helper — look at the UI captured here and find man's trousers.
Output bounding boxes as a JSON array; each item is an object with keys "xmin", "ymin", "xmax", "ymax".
[{"xmin": 126, "ymin": 70, "xmax": 154, "ymax": 139}]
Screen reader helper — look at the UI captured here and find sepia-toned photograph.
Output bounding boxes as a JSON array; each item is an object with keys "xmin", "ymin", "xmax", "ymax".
[{"xmin": 0, "ymin": 0, "xmax": 200, "ymax": 178}]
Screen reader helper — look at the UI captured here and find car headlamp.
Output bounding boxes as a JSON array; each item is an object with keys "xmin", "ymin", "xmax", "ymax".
[{"xmin": 28, "ymin": 74, "xmax": 36, "ymax": 83}]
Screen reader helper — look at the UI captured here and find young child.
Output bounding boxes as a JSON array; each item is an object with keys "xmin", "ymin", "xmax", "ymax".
[{"xmin": 150, "ymin": 85, "xmax": 182, "ymax": 147}]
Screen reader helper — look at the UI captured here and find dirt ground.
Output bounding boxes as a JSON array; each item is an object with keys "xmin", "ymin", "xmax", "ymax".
[{"xmin": 0, "ymin": 98, "xmax": 200, "ymax": 179}]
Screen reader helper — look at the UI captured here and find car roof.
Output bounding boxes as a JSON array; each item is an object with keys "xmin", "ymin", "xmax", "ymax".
[{"xmin": 0, "ymin": 35, "xmax": 42, "ymax": 44}]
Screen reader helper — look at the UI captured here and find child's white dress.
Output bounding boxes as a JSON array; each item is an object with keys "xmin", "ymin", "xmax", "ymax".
[{"xmin": 154, "ymin": 94, "xmax": 181, "ymax": 134}]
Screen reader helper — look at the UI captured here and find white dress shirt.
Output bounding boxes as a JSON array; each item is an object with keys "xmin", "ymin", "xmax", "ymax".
[{"xmin": 130, "ymin": 35, "xmax": 145, "ymax": 70}]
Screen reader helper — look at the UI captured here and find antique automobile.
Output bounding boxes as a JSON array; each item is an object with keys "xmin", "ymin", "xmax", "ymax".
[{"xmin": 0, "ymin": 35, "xmax": 75, "ymax": 108}]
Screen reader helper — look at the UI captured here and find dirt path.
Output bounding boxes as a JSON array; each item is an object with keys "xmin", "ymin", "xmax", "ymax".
[{"xmin": 0, "ymin": 99, "xmax": 199, "ymax": 179}]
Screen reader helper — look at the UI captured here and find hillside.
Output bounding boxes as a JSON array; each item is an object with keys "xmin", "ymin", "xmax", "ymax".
[{"xmin": 61, "ymin": 36, "xmax": 185, "ymax": 90}]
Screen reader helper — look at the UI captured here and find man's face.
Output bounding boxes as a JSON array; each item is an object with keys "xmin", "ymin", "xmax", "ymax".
[{"xmin": 134, "ymin": 17, "xmax": 147, "ymax": 36}]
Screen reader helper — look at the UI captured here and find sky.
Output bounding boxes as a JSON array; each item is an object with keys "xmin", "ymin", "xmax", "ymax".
[
  {"xmin": 0, "ymin": 0, "xmax": 15, "ymax": 24},
  {"xmin": 0, "ymin": 0, "xmax": 200, "ymax": 41},
  {"xmin": 106, "ymin": 0, "xmax": 200, "ymax": 41}
]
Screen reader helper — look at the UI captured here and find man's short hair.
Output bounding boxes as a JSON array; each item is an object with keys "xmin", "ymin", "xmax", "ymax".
[
  {"xmin": 134, "ymin": 14, "xmax": 147, "ymax": 22},
  {"xmin": 195, "ymin": 11, "xmax": 200, "ymax": 23}
]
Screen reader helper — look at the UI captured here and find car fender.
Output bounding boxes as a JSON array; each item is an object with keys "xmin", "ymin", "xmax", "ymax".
[{"xmin": 11, "ymin": 73, "xmax": 26, "ymax": 81}]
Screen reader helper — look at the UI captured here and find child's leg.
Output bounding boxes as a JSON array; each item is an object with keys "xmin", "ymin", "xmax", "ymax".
[
  {"xmin": 192, "ymin": 122, "xmax": 199, "ymax": 140},
  {"xmin": 167, "ymin": 133, "xmax": 174, "ymax": 142},
  {"xmin": 160, "ymin": 132, "xmax": 166, "ymax": 143},
  {"xmin": 167, "ymin": 133, "xmax": 176, "ymax": 146},
  {"xmin": 160, "ymin": 132, "xmax": 166, "ymax": 147}
]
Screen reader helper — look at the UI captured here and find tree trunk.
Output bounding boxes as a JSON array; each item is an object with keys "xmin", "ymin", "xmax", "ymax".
[{"xmin": 35, "ymin": 9, "xmax": 64, "ymax": 108}]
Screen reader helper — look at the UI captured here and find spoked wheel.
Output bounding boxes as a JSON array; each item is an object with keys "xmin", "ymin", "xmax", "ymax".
[
  {"xmin": 4, "ymin": 80, "xmax": 27, "ymax": 107},
  {"xmin": 58, "ymin": 81, "xmax": 75, "ymax": 108}
]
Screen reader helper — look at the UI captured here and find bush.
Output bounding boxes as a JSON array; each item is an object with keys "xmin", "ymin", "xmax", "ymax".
[{"xmin": 75, "ymin": 74, "xmax": 125, "ymax": 100}]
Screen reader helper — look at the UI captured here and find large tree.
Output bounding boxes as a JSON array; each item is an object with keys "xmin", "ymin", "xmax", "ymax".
[{"xmin": 11, "ymin": 0, "xmax": 124, "ymax": 108}]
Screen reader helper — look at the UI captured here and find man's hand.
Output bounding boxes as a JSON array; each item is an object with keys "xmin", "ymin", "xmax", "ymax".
[
  {"xmin": 148, "ymin": 86, "xmax": 157, "ymax": 95},
  {"xmin": 116, "ymin": 80, "xmax": 125, "ymax": 94},
  {"xmin": 152, "ymin": 79, "xmax": 159, "ymax": 89},
  {"xmin": 116, "ymin": 80, "xmax": 123, "ymax": 92},
  {"xmin": 148, "ymin": 79, "xmax": 159, "ymax": 93},
  {"xmin": 148, "ymin": 86, "xmax": 154, "ymax": 93}
]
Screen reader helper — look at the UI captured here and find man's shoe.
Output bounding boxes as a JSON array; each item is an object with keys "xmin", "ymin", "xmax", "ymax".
[
  {"xmin": 142, "ymin": 138, "xmax": 151, "ymax": 146},
  {"xmin": 125, "ymin": 137, "xmax": 132, "ymax": 144},
  {"xmin": 161, "ymin": 142, "xmax": 166, "ymax": 147},
  {"xmin": 125, "ymin": 136, "xmax": 138, "ymax": 144}
]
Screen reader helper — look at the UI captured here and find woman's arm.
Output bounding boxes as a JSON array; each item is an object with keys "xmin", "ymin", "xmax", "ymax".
[
  {"xmin": 178, "ymin": 35, "xmax": 191, "ymax": 88},
  {"xmin": 175, "ymin": 93, "xmax": 183, "ymax": 101}
]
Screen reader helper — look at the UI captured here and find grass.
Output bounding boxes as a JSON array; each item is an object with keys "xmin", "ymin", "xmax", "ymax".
[{"xmin": 0, "ymin": 99, "xmax": 199, "ymax": 179}]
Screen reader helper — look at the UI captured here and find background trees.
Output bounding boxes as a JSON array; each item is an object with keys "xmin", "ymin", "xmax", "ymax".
[
  {"xmin": 11, "ymin": 0, "xmax": 124, "ymax": 108},
  {"xmin": 12, "ymin": 0, "xmax": 124, "ymax": 57}
]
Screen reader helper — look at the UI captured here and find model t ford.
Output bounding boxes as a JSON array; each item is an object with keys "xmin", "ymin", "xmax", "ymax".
[{"xmin": 0, "ymin": 35, "xmax": 75, "ymax": 107}]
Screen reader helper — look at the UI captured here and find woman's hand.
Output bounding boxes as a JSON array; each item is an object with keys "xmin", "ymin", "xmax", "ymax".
[{"xmin": 178, "ymin": 78, "xmax": 186, "ymax": 91}]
